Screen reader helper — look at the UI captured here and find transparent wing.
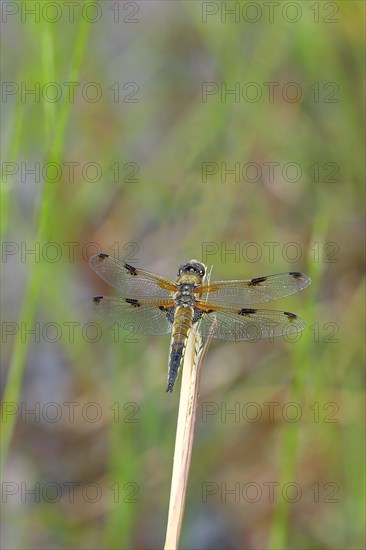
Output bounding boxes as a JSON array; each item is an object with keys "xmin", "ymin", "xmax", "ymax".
[
  {"xmin": 195, "ymin": 272, "xmax": 311, "ymax": 306},
  {"xmin": 87, "ymin": 296, "xmax": 174, "ymax": 335},
  {"xmin": 89, "ymin": 254, "xmax": 177, "ymax": 299},
  {"xmin": 192, "ymin": 303, "xmax": 305, "ymax": 341}
]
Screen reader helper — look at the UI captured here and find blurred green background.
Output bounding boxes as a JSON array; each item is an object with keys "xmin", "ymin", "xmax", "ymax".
[{"xmin": 1, "ymin": 1, "xmax": 364, "ymax": 549}]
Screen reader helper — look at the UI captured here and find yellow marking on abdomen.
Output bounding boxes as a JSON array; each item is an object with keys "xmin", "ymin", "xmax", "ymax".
[{"xmin": 166, "ymin": 306, "xmax": 194, "ymax": 392}]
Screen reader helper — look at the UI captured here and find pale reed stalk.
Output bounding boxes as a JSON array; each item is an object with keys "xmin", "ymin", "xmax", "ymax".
[{"xmin": 164, "ymin": 320, "xmax": 215, "ymax": 550}]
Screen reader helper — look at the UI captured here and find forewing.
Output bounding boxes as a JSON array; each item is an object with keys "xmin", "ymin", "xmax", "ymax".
[
  {"xmin": 195, "ymin": 272, "xmax": 311, "ymax": 306},
  {"xmin": 89, "ymin": 254, "xmax": 177, "ymax": 298},
  {"xmin": 192, "ymin": 303, "xmax": 305, "ymax": 341},
  {"xmin": 87, "ymin": 296, "xmax": 174, "ymax": 335}
]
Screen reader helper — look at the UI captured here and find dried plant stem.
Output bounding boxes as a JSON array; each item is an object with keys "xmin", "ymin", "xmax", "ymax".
[{"xmin": 164, "ymin": 325, "xmax": 214, "ymax": 550}]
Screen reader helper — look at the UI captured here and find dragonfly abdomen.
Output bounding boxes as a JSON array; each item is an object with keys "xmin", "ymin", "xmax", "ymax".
[{"xmin": 166, "ymin": 306, "xmax": 194, "ymax": 392}]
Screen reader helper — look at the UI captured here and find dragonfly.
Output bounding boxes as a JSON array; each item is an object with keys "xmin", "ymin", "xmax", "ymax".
[{"xmin": 88, "ymin": 254, "xmax": 311, "ymax": 392}]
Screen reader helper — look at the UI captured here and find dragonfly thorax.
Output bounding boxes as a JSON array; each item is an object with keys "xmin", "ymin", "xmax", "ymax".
[{"xmin": 175, "ymin": 282, "xmax": 196, "ymax": 307}]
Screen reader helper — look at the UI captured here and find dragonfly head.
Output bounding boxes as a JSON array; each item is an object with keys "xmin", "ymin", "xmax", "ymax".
[{"xmin": 178, "ymin": 260, "xmax": 206, "ymax": 281}]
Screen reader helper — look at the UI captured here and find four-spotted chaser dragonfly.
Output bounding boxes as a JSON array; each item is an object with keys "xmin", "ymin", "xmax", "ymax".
[{"xmin": 88, "ymin": 254, "xmax": 311, "ymax": 392}]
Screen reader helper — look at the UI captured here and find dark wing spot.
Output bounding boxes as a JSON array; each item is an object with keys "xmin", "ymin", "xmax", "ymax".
[
  {"xmin": 98, "ymin": 253, "xmax": 109, "ymax": 259},
  {"xmin": 239, "ymin": 308, "xmax": 257, "ymax": 316},
  {"xmin": 159, "ymin": 305, "xmax": 174, "ymax": 311},
  {"xmin": 93, "ymin": 296, "xmax": 104, "ymax": 303},
  {"xmin": 284, "ymin": 311, "xmax": 297, "ymax": 320},
  {"xmin": 193, "ymin": 310, "xmax": 203, "ymax": 323},
  {"xmin": 159, "ymin": 305, "xmax": 172, "ymax": 313},
  {"xmin": 125, "ymin": 262, "xmax": 137, "ymax": 275},
  {"xmin": 193, "ymin": 309, "xmax": 214, "ymax": 324},
  {"xmin": 289, "ymin": 271, "xmax": 302, "ymax": 278},
  {"xmin": 249, "ymin": 276, "xmax": 267, "ymax": 286},
  {"xmin": 159, "ymin": 306, "xmax": 174, "ymax": 322},
  {"xmin": 126, "ymin": 298, "xmax": 140, "ymax": 307}
]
